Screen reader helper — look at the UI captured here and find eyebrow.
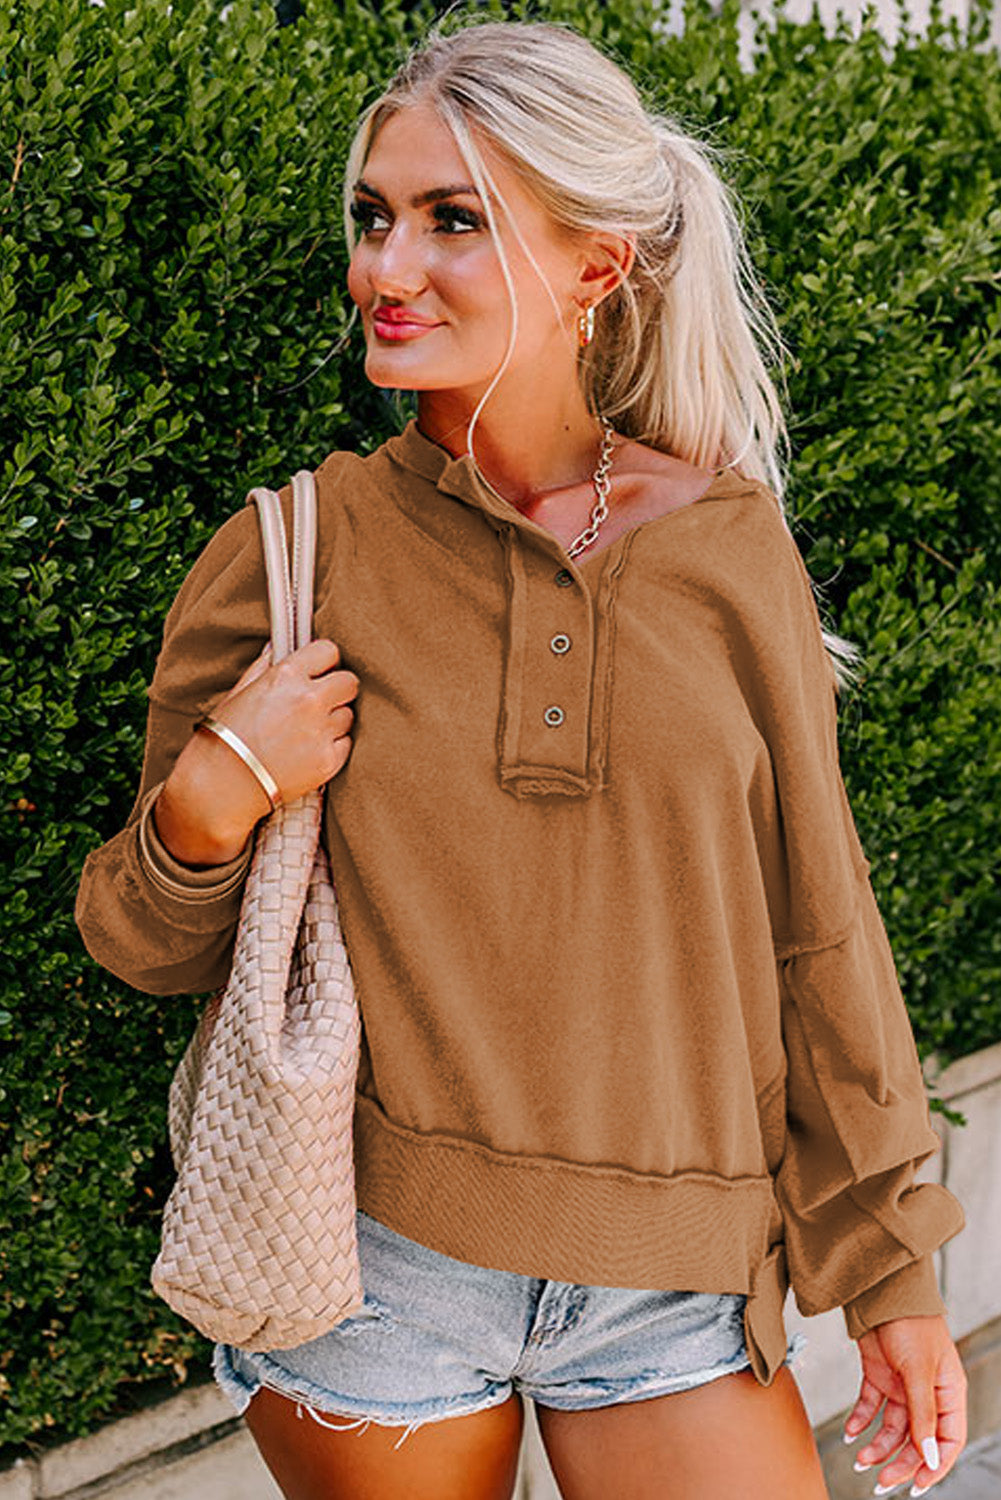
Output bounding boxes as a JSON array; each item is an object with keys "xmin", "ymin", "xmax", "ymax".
[{"xmin": 353, "ymin": 179, "xmax": 483, "ymax": 208}]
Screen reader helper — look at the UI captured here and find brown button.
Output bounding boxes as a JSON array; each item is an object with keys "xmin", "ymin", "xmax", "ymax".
[
  {"xmin": 543, "ymin": 705, "xmax": 565, "ymax": 727},
  {"xmin": 554, "ymin": 568, "xmax": 573, "ymax": 587}
]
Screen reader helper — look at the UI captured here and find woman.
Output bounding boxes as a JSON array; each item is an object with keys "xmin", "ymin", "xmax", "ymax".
[{"xmin": 75, "ymin": 17, "xmax": 968, "ymax": 1500}]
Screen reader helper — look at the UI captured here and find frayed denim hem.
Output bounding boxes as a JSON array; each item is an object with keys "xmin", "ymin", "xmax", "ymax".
[{"xmin": 210, "ymin": 1340, "xmax": 513, "ymax": 1450}]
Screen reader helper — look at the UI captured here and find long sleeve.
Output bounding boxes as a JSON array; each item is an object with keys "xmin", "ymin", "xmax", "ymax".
[
  {"xmin": 74, "ymin": 498, "xmax": 277, "ymax": 996},
  {"xmin": 744, "ymin": 495, "xmax": 965, "ymax": 1336},
  {"xmin": 775, "ymin": 873, "xmax": 964, "ymax": 1334}
]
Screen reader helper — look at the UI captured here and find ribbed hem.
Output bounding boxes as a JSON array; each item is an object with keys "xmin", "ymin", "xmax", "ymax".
[
  {"xmin": 355, "ymin": 1093, "xmax": 799, "ymax": 1371},
  {"xmin": 354, "ymin": 1094, "xmax": 775, "ymax": 1288}
]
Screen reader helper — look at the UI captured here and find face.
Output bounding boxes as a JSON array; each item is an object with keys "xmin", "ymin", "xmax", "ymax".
[{"xmin": 346, "ymin": 99, "xmax": 589, "ymax": 403}]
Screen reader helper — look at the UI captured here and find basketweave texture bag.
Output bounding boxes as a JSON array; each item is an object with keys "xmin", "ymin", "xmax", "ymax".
[{"xmin": 149, "ymin": 470, "xmax": 365, "ymax": 1351}]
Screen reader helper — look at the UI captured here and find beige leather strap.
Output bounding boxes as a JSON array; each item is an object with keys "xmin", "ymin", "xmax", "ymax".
[{"xmin": 197, "ymin": 472, "xmax": 318, "ymax": 813}]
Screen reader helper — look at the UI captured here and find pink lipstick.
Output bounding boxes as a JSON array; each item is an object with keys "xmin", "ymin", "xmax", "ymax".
[{"xmin": 372, "ymin": 309, "xmax": 440, "ymax": 342}]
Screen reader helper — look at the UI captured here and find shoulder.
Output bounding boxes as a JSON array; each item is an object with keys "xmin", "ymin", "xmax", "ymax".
[
  {"xmin": 147, "ymin": 500, "xmax": 273, "ymax": 711},
  {"xmin": 159, "ymin": 436, "xmax": 388, "ymax": 606},
  {"xmin": 154, "ymin": 501, "xmax": 267, "ymax": 647},
  {"xmin": 310, "ymin": 436, "xmax": 407, "ymax": 539},
  {"xmin": 313, "ymin": 434, "xmax": 400, "ymax": 497},
  {"xmin": 147, "ymin": 444, "xmax": 370, "ymax": 710},
  {"xmin": 667, "ymin": 468, "xmax": 816, "ymax": 608},
  {"xmin": 313, "ymin": 442, "xmax": 372, "ymax": 501},
  {"xmin": 200, "ymin": 441, "xmax": 380, "ymax": 584},
  {"xmin": 665, "ymin": 473, "xmax": 835, "ymax": 691}
]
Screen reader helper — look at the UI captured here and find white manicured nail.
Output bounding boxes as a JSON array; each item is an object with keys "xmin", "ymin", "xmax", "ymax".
[
  {"xmin": 921, "ymin": 1436, "xmax": 940, "ymax": 1471},
  {"xmin": 874, "ymin": 1484, "xmax": 904, "ymax": 1496},
  {"xmin": 911, "ymin": 1487, "xmax": 931, "ymax": 1498},
  {"xmin": 854, "ymin": 1457, "xmax": 873, "ymax": 1471},
  {"xmin": 844, "ymin": 1428, "xmax": 861, "ymax": 1444}
]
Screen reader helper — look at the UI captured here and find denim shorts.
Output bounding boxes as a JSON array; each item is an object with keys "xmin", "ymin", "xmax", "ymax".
[{"xmin": 212, "ymin": 1209, "xmax": 807, "ymax": 1450}]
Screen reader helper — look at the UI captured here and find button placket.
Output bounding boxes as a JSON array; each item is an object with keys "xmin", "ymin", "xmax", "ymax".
[
  {"xmin": 544, "ymin": 632, "xmax": 572, "ymax": 729},
  {"xmin": 496, "ymin": 540, "xmax": 593, "ymax": 793}
]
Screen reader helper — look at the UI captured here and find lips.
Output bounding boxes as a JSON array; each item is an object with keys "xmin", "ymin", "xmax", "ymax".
[
  {"xmin": 373, "ymin": 308, "xmax": 438, "ymax": 326},
  {"xmin": 372, "ymin": 311, "xmax": 440, "ymax": 342},
  {"xmin": 375, "ymin": 311, "xmax": 433, "ymax": 323}
]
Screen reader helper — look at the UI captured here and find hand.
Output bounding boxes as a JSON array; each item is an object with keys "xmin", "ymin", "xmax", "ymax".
[
  {"xmin": 844, "ymin": 1315, "xmax": 967, "ymax": 1494},
  {"xmin": 206, "ymin": 636, "xmax": 360, "ymax": 814},
  {"xmin": 213, "ymin": 640, "xmax": 274, "ymax": 715},
  {"xmin": 161, "ymin": 637, "xmax": 359, "ymax": 862}
]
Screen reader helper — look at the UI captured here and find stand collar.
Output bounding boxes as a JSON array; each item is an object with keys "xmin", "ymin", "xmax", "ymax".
[{"xmin": 382, "ymin": 417, "xmax": 765, "ymax": 519}]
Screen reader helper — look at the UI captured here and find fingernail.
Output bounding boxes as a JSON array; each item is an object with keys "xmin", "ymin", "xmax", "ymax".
[
  {"xmin": 874, "ymin": 1484, "xmax": 904, "ymax": 1496},
  {"xmin": 921, "ymin": 1436, "xmax": 940, "ymax": 1472},
  {"xmin": 844, "ymin": 1427, "xmax": 861, "ymax": 1444},
  {"xmin": 911, "ymin": 1487, "xmax": 931, "ymax": 1498},
  {"xmin": 854, "ymin": 1457, "xmax": 873, "ymax": 1471}
]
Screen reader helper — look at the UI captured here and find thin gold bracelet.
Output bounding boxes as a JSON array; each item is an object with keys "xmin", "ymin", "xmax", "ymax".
[{"xmin": 194, "ymin": 713, "xmax": 283, "ymax": 812}]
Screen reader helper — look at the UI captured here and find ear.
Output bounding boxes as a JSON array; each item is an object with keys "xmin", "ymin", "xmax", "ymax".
[{"xmin": 575, "ymin": 229, "xmax": 635, "ymax": 308}]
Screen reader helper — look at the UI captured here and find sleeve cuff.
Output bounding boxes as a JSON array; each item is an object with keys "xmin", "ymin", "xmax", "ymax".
[
  {"xmin": 137, "ymin": 781, "xmax": 254, "ymax": 902},
  {"xmin": 842, "ymin": 1255, "xmax": 946, "ymax": 1340}
]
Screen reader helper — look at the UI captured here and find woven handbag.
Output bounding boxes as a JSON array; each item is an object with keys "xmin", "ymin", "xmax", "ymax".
[{"xmin": 149, "ymin": 470, "xmax": 365, "ymax": 1352}]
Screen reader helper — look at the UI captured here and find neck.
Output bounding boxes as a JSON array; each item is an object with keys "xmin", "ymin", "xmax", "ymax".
[{"xmin": 416, "ymin": 389, "xmax": 610, "ymax": 506}]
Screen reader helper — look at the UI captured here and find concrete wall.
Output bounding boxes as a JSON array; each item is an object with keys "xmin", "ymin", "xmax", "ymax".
[
  {"xmin": 653, "ymin": 0, "xmax": 1001, "ymax": 66},
  {"xmin": 750, "ymin": 0, "xmax": 1001, "ymax": 48}
]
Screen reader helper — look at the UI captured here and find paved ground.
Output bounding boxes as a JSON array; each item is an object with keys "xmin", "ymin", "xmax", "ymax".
[
  {"xmin": 5, "ymin": 1385, "xmax": 997, "ymax": 1500},
  {"xmin": 85, "ymin": 1417, "xmax": 1001, "ymax": 1500},
  {"xmin": 149, "ymin": 1415, "xmax": 1001, "ymax": 1500}
]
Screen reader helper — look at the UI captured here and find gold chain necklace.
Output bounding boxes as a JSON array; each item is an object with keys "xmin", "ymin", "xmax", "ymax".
[{"xmin": 566, "ymin": 416, "xmax": 617, "ymax": 560}]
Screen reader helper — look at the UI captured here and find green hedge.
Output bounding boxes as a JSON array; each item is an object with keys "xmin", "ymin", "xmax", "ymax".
[{"xmin": 1, "ymin": 0, "xmax": 999, "ymax": 1453}]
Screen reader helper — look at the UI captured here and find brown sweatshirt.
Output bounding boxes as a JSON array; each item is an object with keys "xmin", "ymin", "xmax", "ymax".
[{"xmin": 75, "ymin": 418, "xmax": 965, "ymax": 1384}]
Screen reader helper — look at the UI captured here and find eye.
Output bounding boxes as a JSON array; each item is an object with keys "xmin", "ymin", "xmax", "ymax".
[
  {"xmin": 350, "ymin": 200, "xmax": 389, "ymax": 234},
  {"xmin": 349, "ymin": 200, "xmax": 483, "ymax": 236},
  {"xmin": 432, "ymin": 204, "xmax": 483, "ymax": 233}
]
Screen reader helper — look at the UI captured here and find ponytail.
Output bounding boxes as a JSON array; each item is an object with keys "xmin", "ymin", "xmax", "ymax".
[{"xmin": 342, "ymin": 16, "xmax": 862, "ymax": 691}]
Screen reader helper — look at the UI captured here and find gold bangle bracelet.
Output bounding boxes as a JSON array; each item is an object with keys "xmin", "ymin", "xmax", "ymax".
[{"xmin": 194, "ymin": 713, "xmax": 283, "ymax": 812}]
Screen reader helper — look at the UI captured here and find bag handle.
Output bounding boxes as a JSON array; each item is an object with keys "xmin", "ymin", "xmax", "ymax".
[{"xmin": 246, "ymin": 470, "xmax": 317, "ymax": 663}]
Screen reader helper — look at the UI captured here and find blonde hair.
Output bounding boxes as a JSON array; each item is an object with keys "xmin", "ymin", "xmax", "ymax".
[{"xmin": 341, "ymin": 14, "xmax": 860, "ymax": 691}]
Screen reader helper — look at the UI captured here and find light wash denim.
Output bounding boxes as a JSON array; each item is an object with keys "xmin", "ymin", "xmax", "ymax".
[{"xmin": 213, "ymin": 1209, "xmax": 807, "ymax": 1450}]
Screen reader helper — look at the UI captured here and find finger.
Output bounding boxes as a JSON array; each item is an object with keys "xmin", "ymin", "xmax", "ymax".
[
  {"xmin": 328, "ymin": 702, "xmax": 354, "ymax": 739},
  {"xmin": 897, "ymin": 1356, "xmax": 942, "ymax": 1485},
  {"xmin": 853, "ymin": 1399, "xmax": 909, "ymax": 1471},
  {"xmin": 212, "ymin": 644, "xmax": 273, "ymax": 713},
  {"xmin": 845, "ymin": 1374, "xmax": 890, "ymax": 1441},
  {"xmin": 300, "ymin": 636, "xmax": 342, "ymax": 672},
  {"xmin": 937, "ymin": 1377, "xmax": 968, "ymax": 1457},
  {"xmin": 238, "ymin": 642, "xmax": 273, "ymax": 681},
  {"xmin": 925, "ymin": 1427, "xmax": 967, "ymax": 1490},
  {"xmin": 910, "ymin": 1367, "xmax": 968, "ymax": 1492},
  {"xmin": 871, "ymin": 1434, "xmax": 922, "ymax": 1491}
]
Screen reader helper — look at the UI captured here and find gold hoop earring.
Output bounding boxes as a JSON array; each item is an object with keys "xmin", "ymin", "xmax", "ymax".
[{"xmin": 577, "ymin": 304, "xmax": 595, "ymax": 349}]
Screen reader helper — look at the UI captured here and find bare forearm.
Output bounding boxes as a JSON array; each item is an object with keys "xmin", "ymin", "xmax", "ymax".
[{"xmin": 152, "ymin": 733, "xmax": 262, "ymax": 866}]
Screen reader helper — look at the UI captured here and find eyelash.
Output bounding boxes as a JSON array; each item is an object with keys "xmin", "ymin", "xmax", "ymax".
[{"xmin": 349, "ymin": 200, "xmax": 483, "ymax": 235}]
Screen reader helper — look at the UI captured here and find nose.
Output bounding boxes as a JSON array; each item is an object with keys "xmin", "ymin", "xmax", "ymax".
[{"xmin": 366, "ymin": 220, "xmax": 427, "ymax": 300}]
